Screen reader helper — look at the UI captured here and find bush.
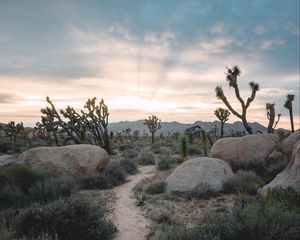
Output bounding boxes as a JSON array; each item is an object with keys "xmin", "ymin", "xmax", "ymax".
[
  {"xmin": 78, "ymin": 160, "xmax": 127, "ymax": 189},
  {"xmin": 156, "ymin": 156, "xmax": 171, "ymax": 171},
  {"xmin": 266, "ymin": 187, "xmax": 300, "ymax": 214},
  {"xmin": 223, "ymin": 171, "xmax": 263, "ymax": 195},
  {"xmin": 122, "ymin": 148, "xmax": 139, "ymax": 159},
  {"xmin": 137, "ymin": 152, "xmax": 156, "ymax": 165},
  {"xmin": 187, "ymin": 144, "xmax": 203, "ymax": 156},
  {"xmin": 134, "ymin": 176, "xmax": 166, "ymax": 195},
  {"xmin": 173, "ymin": 183, "xmax": 220, "ymax": 200},
  {"xmin": 14, "ymin": 194, "xmax": 117, "ymax": 240},
  {"xmin": 0, "ymin": 166, "xmax": 44, "ymax": 193},
  {"xmin": 120, "ymin": 157, "xmax": 138, "ymax": 174},
  {"xmin": 151, "ymin": 143, "xmax": 162, "ymax": 154},
  {"xmin": 0, "ymin": 175, "xmax": 77, "ymax": 210},
  {"xmin": 0, "ymin": 166, "xmax": 77, "ymax": 209},
  {"xmin": 147, "ymin": 200, "xmax": 300, "ymax": 240}
]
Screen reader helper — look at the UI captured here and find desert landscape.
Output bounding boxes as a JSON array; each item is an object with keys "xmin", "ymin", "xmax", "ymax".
[{"xmin": 0, "ymin": 1, "xmax": 299, "ymax": 240}]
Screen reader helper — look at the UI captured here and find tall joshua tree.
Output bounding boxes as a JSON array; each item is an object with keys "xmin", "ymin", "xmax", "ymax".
[
  {"xmin": 284, "ymin": 94, "xmax": 295, "ymax": 133},
  {"xmin": 144, "ymin": 115, "xmax": 161, "ymax": 143},
  {"xmin": 214, "ymin": 108, "xmax": 230, "ymax": 138},
  {"xmin": 266, "ymin": 103, "xmax": 281, "ymax": 134},
  {"xmin": 215, "ymin": 66, "xmax": 259, "ymax": 134}
]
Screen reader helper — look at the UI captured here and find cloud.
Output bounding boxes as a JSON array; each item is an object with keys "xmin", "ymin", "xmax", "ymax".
[
  {"xmin": 0, "ymin": 93, "xmax": 21, "ymax": 104},
  {"xmin": 260, "ymin": 38, "xmax": 286, "ymax": 50}
]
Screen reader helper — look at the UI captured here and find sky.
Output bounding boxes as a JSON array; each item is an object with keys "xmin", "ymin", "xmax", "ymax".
[{"xmin": 0, "ymin": 0, "xmax": 299, "ymax": 130}]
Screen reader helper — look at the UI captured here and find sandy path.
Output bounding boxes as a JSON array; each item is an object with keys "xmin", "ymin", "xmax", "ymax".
[{"xmin": 114, "ymin": 165, "xmax": 156, "ymax": 240}]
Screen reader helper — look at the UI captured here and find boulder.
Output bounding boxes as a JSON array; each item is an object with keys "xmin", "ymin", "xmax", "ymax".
[
  {"xmin": 238, "ymin": 134, "xmax": 279, "ymax": 164},
  {"xmin": 166, "ymin": 157, "xmax": 233, "ymax": 194},
  {"xmin": 282, "ymin": 130, "xmax": 300, "ymax": 159},
  {"xmin": 260, "ymin": 140, "xmax": 300, "ymax": 195},
  {"xmin": 18, "ymin": 144, "xmax": 109, "ymax": 175},
  {"xmin": 210, "ymin": 134, "xmax": 280, "ymax": 167},
  {"xmin": 209, "ymin": 137, "xmax": 240, "ymax": 164},
  {"xmin": 0, "ymin": 155, "xmax": 18, "ymax": 167}
]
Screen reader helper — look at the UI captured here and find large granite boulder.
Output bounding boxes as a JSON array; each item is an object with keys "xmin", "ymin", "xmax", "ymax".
[
  {"xmin": 260, "ymin": 140, "xmax": 300, "ymax": 195},
  {"xmin": 18, "ymin": 144, "xmax": 109, "ymax": 175},
  {"xmin": 210, "ymin": 134, "xmax": 280, "ymax": 167},
  {"xmin": 166, "ymin": 157, "xmax": 233, "ymax": 194},
  {"xmin": 209, "ymin": 137, "xmax": 240, "ymax": 164},
  {"xmin": 282, "ymin": 130, "xmax": 300, "ymax": 160}
]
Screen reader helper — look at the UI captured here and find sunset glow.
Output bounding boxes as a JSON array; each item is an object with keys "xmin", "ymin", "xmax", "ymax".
[{"xmin": 0, "ymin": 0, "xmax": 299, "ymax": 130}]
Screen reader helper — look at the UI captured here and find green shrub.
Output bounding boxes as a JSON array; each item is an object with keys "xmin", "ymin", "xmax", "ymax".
[
  {"xmin": 151, "ymin": 142, "xmax": 163, "ymax": 154},
  {"xmin": 14, "ymin": 194, "xmax": 116, "ymax": 240},
  {"xmin": 0, "ymin": 166, "xmax": 77, "ymax": 209},
  {"xmin": 0, "ymin": 166, "xmax": 44, "ymax": 193},
  {"xmin": 122, "ymin": 148, "xmax": 139, "ymax": 159},
  {"xmin": 120, "ymin": 157, "xmax": 138, "ymax": 174},
  {"xmin": 174, "ymin": 183, "xmax": 220, "ymax": 200},
  {"xmin": 187, "ymin": 145, "xmax": 203, "ymax": 156},
  {"xmin": 134, "ymin": 176, "xmax": 166, "ymax": 195},
  {"xmin": 78, "ymin": 160, "xmax": 126, "ymax": 189},
  {"xmin": 147, "ymin": 200, "xmax": 300, "ymax": 240},
  {"xmin": 156, "ymin": 156, "xmax": 171, "ymax": 171},
  {"xmin": 223, "ymin": 171, "xmax": 263, "ymax": 195},
  {"xmin": 137, "ymin": 152, "xmax": 156, "ymax": 165},
  {"xmin": 266, "ymin": 187, "xmax": 300, "ymax": 214},
  {"xmin": 199, "ymin": 201, "xmax": 300, "ymax": 240}
]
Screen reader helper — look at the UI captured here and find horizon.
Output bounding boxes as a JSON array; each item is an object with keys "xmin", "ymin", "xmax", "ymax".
[{"xmin": 0, "ymin": 0, "xmax": 299, "ymax": 130}]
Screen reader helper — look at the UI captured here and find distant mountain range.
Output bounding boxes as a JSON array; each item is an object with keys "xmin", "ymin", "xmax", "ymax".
[{"xmin": 108, "ymin": 120, "xmax": 289, "ymax": 136}]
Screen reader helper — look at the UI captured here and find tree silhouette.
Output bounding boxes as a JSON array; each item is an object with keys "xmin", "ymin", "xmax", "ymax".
[
  {"xmin": 266, "ymin": 103, "xmax": 281, "ymax": 134},
  {"xmin": 284, "ymin": 94, "xmax": 295, "ymax": 132},
  {"xmin": 144, "ymin": 115, "xmax": 161, "ymax": 143},
  {"xmin": 214, "ymin": 108, "xmax": 230, "ymax": 138},
  {"xmin": 215, "ymin": 66, "xmax": 259, "ymax": 134}
]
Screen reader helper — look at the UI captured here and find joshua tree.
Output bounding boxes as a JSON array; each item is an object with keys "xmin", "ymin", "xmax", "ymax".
[
  {"xmin": 215, "ymin": 66, "xmax": 259, "ymax": 134},
  {"xmin": 38, "ymin": 97, "xmax": 112, "ymax": 154},
  {"xmin": 266, "ymin": 103, "xmax": 281, "ymax": 134},
  {"xmin": 284, "ymin": 94, "xmax": 295, "ymax": 132},
  {"xmin": 214, "ymin": 108, "xmax": 230, "ymax": 138},
  {"xmin": 200, "ymin": 129, "xmax": 208, "ymax": 156},
  {"xmin": 179, "ymin": 134, "xmax": 188, "ymax": 163},
  {"xmin": 144, "ymin": 115, "xmax": 161, "ymax": 143}
]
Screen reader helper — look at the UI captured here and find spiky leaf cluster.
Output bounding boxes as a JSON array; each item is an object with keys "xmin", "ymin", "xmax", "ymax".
[
  {"xmin": 214, "ymin": 108, "xmax": 230, "ymax": 122},
  {"xmin": 37, "ymin": 97, "xmax": 111, "ymax": 153}
]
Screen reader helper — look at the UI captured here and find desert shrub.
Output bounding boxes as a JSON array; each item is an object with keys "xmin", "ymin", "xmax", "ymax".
[
  {"xmin": 137, "ymin": 152, "xmax": 156, "ymax": 165},
  {"xmin": 156, "ymin": 156, "xmax": 171, "ymax": 171},
  {"xmin": 187, "ymin": 145, "xmax": 203, "ymax": 156},
  {"xmin": 134, "ymin": 176, "xmax": 166, "ymax": 195},
  {"xmin": 146, "ymin": 223, "xmax": 212, "ymax": 240},
  {"xmin": 14, "ymin": 194, "xmax": 116, "ymax": 240},
  {"xmin": 0, "ymin": 166, "xmax": 44, "ymax": 193},
  {"xmin": 199, "ymin": 200, "xmax": 300, "ymax": 240},
  {"xmin": 28, "ymin": 176, "xmax": 77, "ymax": 203},
  {"xmin": 120, "ymin": 157, "xmax": 138, "ymax": 174},
  {"xmin": 78, "ymin": 160, "xmax": 126, "ymax": 189},
  {"xmin": 173, "ymin": 183, "xmax": 220, "ymax": 200},
  {"xmin": 223, "ymin": 170, "xmax": 263, "ymax": 195},
  {"xmin": 104, "ymin": 160, "xmax": 127, "ymax": 184},
  {"xmin": 122, "ymin": 148, "xmax": 139, "ymax": 160},
  {"xmin": 151, "ymin": 142, "xmax": 162, "ymax": 154},
  {"xmin": 0, "ymin": 175, "xmax": 77, "ymax": 210},
  {"xmin": 147, "ymin": 200, "xmax": 300, "ymax": 240},
  {"xmin": 266, "ymin": 187, "xmax": 300, "ymax": 214}
]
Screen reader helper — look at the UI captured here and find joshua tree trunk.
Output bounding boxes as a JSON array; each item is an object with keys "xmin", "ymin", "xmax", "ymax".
[
  {"xmin": 289, "ymin": 108, "xmax": 294, "ymax": 133},
  {"xmin": 242, "ymin": 117, "xmax": 253, "ymax": 134},
  {"xmin": 220, "ymin": 122, "xmax": 224, "ymax": 138},
  {"xmin": 151, "ymin": 132, "xmax": 154, "ymax": 143}
]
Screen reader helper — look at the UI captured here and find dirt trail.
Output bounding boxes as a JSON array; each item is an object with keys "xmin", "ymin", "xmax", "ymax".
[{"xmin": 114, "ymin": 165, "xmax": 156, "ymax": 240}]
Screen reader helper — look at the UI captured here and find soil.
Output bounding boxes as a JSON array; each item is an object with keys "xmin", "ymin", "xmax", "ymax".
[{"xmin": 113, "ymin": 165, "xmax": 156, "ymax": 240}]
